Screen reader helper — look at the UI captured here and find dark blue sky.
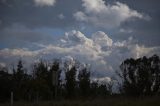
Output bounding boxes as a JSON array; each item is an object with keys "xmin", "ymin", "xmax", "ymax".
[{"xmin": 0, "ymin": 0, "xmax": 160, "ymax": 46}]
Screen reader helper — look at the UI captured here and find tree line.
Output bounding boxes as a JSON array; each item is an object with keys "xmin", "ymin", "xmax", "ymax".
[
  {"xmin": 0, "ymin": 54, "xmax": 160, "ymax": 102},
  {"xmin": 0, "ymin": 59, "xmax": 112, "ymax": 102}
]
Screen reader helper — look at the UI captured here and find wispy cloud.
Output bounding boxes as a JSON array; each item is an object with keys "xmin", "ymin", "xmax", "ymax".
[{"xmin": 34, "ymin": 0, "xmax": 56, "ymax": 6}]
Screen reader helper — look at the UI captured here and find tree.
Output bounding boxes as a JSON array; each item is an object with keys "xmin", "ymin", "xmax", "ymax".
[
  {"xmin": 49, "ymin": 60, "xmax": 61, "ymax": 98},
  {"xmin": 14, "ymin": 60, "xmax": 24, "ymax": 82},
  {"xmin": 78, "ymin": 67, "xmax": 90, "ymax": 97},
  {"xmin": 32, "ymin": 60, "xmax": 52, "ymax": 100},
  {"xmin": 65, "ymin": 66, "xmax": 77, "ymax": 98},
  {"xmin": 90, "ymin": 81, "xmax": 98, "ymax": 97},
  {"xmin": 0, "ymin": 67, "xmax": 12, "ymax": 102},
  {"xmin": 97, "ymin": 84, "xmax": 109, "ymax": 97},
  {"xmin": 12, "ymin": 60, "xmax": 25, "ymax": 100},
  {"xmin": 12, "ymin": 60, "xmax": 32, "ymax": 100},
  {"xmin": 118, "ymin": 54, "xmax": 160, "ymax": 96},
  {"xmin": 34, "ymin": 60, "xmax": 49, "ymax": 81}
]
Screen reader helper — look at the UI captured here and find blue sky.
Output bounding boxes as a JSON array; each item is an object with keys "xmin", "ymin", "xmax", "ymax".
[{"xmin": 0, "ymin": 0, "xmax": 160, "ymax": 81}]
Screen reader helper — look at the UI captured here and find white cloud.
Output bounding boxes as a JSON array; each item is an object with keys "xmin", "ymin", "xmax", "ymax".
[
  {"xmin": 62, "ymin": 30, "xmax": 93, "ymax": 47},
  {"xmin": 0, "ymin": 30, "xmax": 159, "ymax": 79},
  {"xmin": 74, "ymin": 0, "xmax": 145, "ymax": 29},
  {"xmin": 74, "ymin": 11, "xmax": 87, "ymax": 22},
  {"xmin": 34, "ymin": 0, "xmax": 56, "ymax": 6},
  {"xmin": 82, "ymin": 0, "xmax": 107, "ymax": 13},
  {"xmin": 58, "ymin": 14, "xmax": 65, "ymax": 20}
]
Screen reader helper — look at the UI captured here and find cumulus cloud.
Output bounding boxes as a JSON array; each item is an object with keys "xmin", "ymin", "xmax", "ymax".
[
  {"xmin": 0, "ymin": 30, "xmax": 159, "ymax": 80},
  {"xmin": 92, "ymin": 31, "xmax": 113, "ymax": 47},
  {"xmin": 34, "ymin": 0, "xmax": 56, "ymax": 6},
  {"xmin": 129, "ymin": 44, "xmax": 160, "ymax": 59},
  {"xmin": 74, "ymin": 0, "xmax": 145, "ymax": 29}
]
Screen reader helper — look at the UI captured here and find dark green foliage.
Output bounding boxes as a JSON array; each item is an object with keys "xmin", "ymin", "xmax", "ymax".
[
  {"xmin": 49, "ymin": 60, "xmax": 61, "ymax": 98},
  {"xmin": 90, "ymin": 82, "xmax": 98, "ymax": 97},
  {"xmin": 12, "ymin": 60, "xmax": 31, "ymax": 100},
  {"xmin": 0, "ymin": 67, "xmax": 12, "ymax": 102},
  {"xmin": 50, "ymin": 60, "xmax": 61, "ymax": 86},
  {"xmin": 119, "ymin": 54, "xmax": 160, "ymax": 96},
  {"xmin": 31, "ymin": 60, "xmax": 54, "ymax": 100},
  {"xmin": 78, "ymin": 67, "xmax": 90, "ymax": 97},
  {"xmin": 90, "ymin": 82, "xmax": 112, "ymax": 97},
  {"xmin": 0, "ymin": 58, "xmax": 113, "ymax": 102},
  {"xmin": 65, "ymin": 66, "xmax": 77, "ymax": 98},
  {"xmin": 34, "ymin": 61, "xmax": 49, "ymax": 81}
]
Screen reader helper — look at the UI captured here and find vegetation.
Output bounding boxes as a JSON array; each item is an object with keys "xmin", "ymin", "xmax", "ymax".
[
  {"xmin": 0, "ymin": 54, "xmax": 160, "ymax": 105},
  {"xmin": 78, "ymin": 67, "xmax": 90, "ymax": 97},
  {"xmin": 118, "ymin": 54, "xmax": 160, "ymax": 96},
  {"xmin": 0, "ymin": 58, "xmax": 111, "ymax": 102}
]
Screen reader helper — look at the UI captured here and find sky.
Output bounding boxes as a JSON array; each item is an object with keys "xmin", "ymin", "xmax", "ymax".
[{"xmin": 0, "ymin": 0, "xmax": 160, "ymax": 81}]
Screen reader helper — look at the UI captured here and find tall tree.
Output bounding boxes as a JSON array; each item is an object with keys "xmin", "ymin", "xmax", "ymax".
[
  {"xmin": 13, "ymin": 60, "xmax": 26, "ymax": 100},
  {"xmin": 32, "ymin": 60, "xmax": 52, "ymax": 100},
  {"xmin": 78, "ymin": 67, "xmax": 90, "ymax": 97},
  {"xmin": 34, "ymin": 60, "xmax": 49, "ymax": 80},
  {"xmin": 118, "ymin": 54, "xmax": 160, "ymax": 96},
  {"xmin": 16, "ymin": 60, "xmax": 24, "ymax": 81},
  {"xmin": 0, "ymin": 67, "xmax": 12, "ymax": 102},
  {"xmin": 65, "ymin": 66, "xmax": 77, "ymax": 98},
  {"xmin": 49, "ymin": 60, "xmax": 61, "ymax": 98}
]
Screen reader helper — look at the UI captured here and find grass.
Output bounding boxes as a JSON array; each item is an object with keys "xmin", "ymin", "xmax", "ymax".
[{"xmin": 1, "ymin": 97, "xmax": 160, "ymax": 106}]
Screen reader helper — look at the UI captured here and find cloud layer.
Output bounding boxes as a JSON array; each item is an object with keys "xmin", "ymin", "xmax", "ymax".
[
  {"xmin": 74, "ymin": 0, "xmax": 144, "ymax": 29},
  {"xmin": 0, "ymin": 30, "xmax": 159, "ymax": 79}
]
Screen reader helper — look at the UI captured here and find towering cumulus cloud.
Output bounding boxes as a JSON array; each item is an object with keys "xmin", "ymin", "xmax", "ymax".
[
  {"xmin": 92, "ymin": 31, "xmax": 113, "ymax": 47},
  {"xmin": 0, "ymin": 30, "xmax": 159, "ymax": 81}
]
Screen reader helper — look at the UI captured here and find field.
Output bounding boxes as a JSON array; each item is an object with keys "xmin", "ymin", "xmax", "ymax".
[{"xmin": 1, "ymin": 97, "xmax": 160, "ymax": 106}]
